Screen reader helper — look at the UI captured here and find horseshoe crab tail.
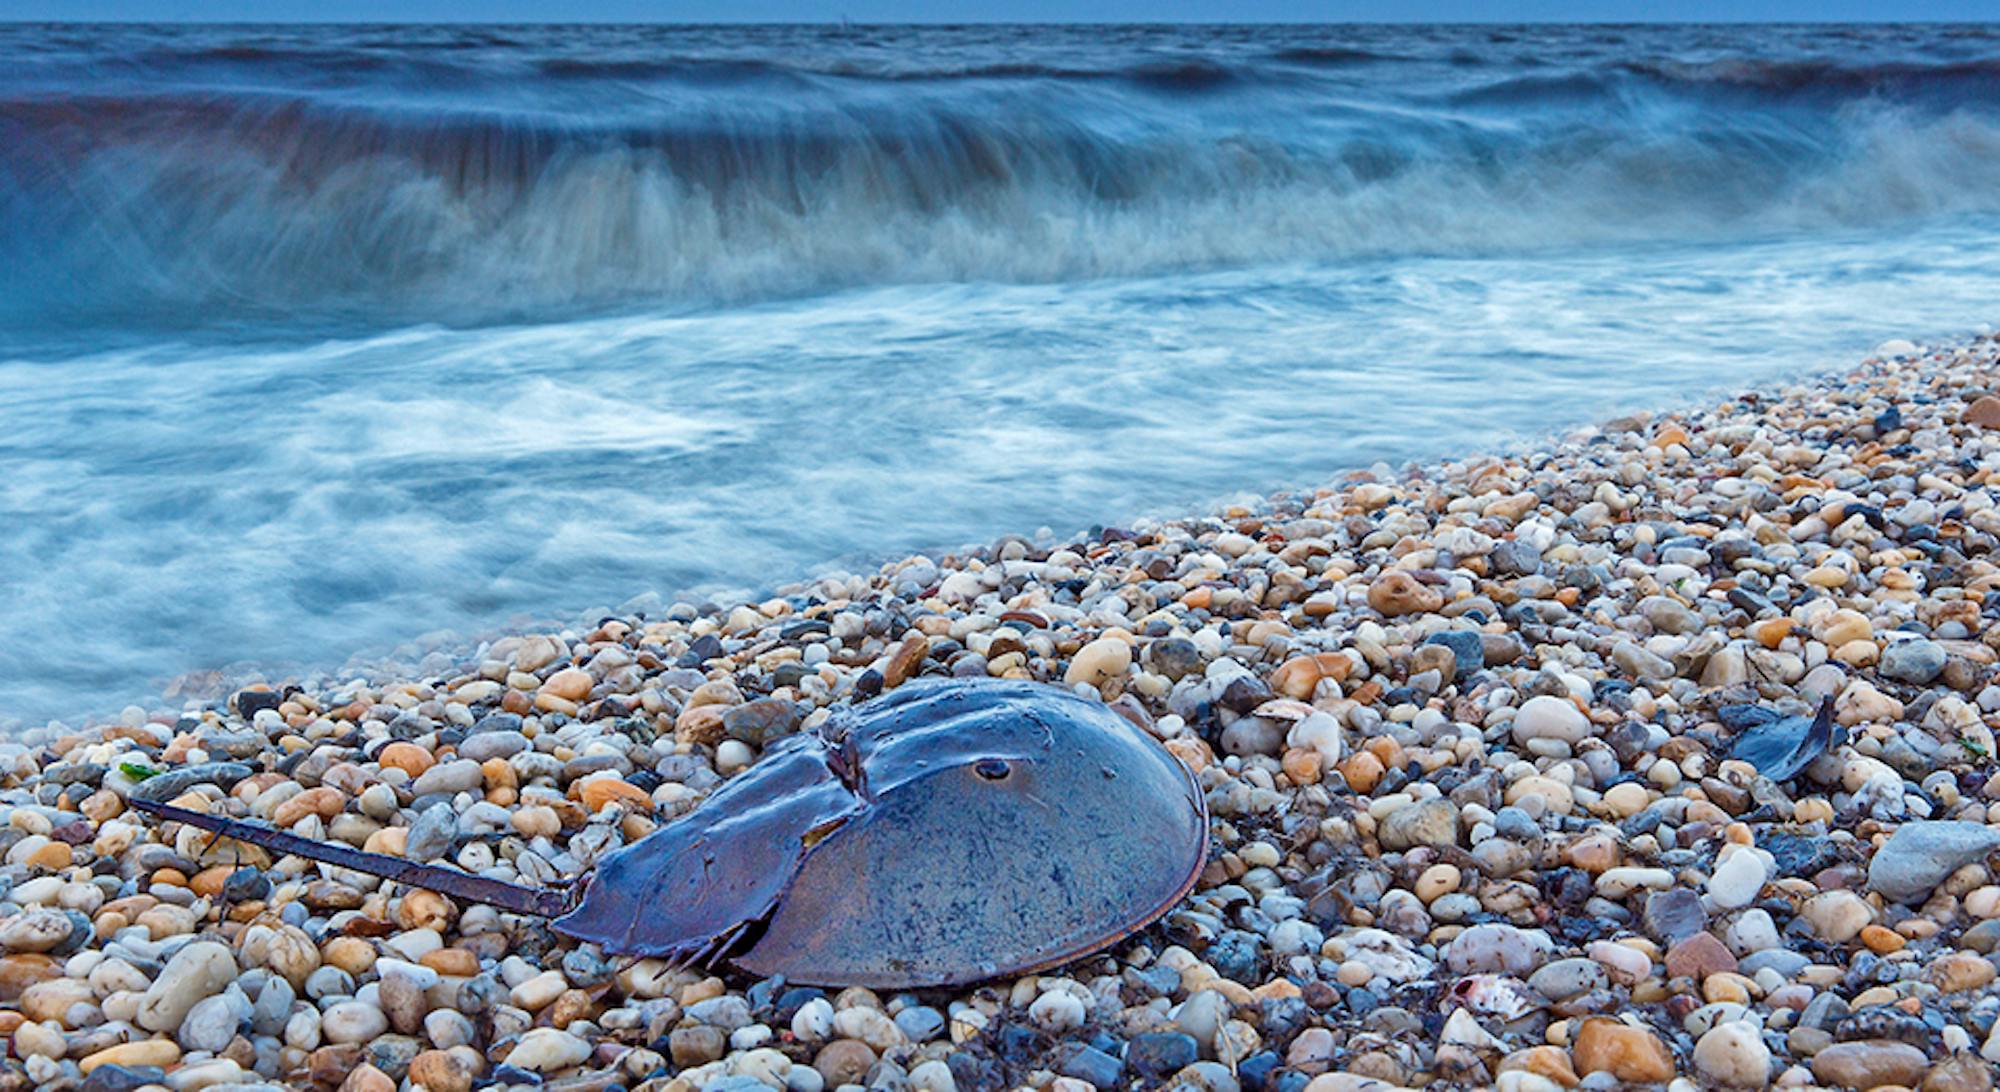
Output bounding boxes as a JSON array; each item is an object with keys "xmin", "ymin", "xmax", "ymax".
[{"xmin": 126, "ymin": 796, "xmax": 572, "ymax": 919}]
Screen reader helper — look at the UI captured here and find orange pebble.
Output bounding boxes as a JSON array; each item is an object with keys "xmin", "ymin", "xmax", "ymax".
[
  {"xmin": 578, "ymin": 779, "xmax": 653, "ymax": 814},
  {"xmin": 1860, "ymin": 925, "xmax": 1905, "ymax": 954},
  {"xmin": 1364, "ymin": 735, "xmax": 1406, "ymax": 771},
  {"xmin": 421, "ymin": 947, "xmax": 481, "ymax": 977},
  {"xmin": 1281, "ymin": 748, "xmax": 1323, "ymax": 785},
  {"xmin": 377, "ymin": 742, "xmax": 435, "ymax": 778},
  {"xmin": 271, "ymin": 786, "xmax": 345, "ymax": 828},
  {"xmin": 189, "ymin": 866, "xmax": 232, "ymax": 898},
  {"xmin": 480, "ymin": 758, "xmax": 517, "ymax": 789},
  {"xmin": 28, "ymin": 842, "xmax": 72, "ymax": 871},
  {"xmin": 1338, "ymin": 751, "xmax": 1385, "ymax": 794}
]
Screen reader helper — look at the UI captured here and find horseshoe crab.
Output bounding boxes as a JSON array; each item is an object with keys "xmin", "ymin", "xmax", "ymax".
[
  {"xmin": 129, "ymin": 677, "xmax": 1209, "ymax": 988},
  {"xmin": 1722, "ymin": 695, "xmax": 1842, "ymax": 783}
]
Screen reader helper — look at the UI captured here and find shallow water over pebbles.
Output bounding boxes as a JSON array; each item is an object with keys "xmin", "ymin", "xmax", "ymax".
[{"xmin": 7, "ymin": 222, "xmax": 2000, "ymax": 724}]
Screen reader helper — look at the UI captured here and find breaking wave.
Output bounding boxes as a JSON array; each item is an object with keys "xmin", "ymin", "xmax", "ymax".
[{"xmin": 3, "ymin": 23, "xmax": 2000, "ymax": 329}]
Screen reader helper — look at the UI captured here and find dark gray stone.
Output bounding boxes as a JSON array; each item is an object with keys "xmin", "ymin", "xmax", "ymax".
[{"xmin": 1642, "ymin": 887, "xmax": 1707, "ymax": 944}]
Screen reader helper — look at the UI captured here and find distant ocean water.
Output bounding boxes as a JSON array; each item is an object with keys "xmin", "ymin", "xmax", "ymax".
[{"xmin": 4, "ymin": 23, "xmax": 2000, "ymax": 724}]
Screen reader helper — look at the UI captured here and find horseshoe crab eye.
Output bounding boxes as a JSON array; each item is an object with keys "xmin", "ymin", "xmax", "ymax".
[{"xmin": 973, "ymin": 758, "xmax": 1010, "ymax": 781}]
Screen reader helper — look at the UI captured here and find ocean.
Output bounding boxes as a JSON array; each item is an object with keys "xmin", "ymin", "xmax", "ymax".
[{"xmin": 4, "ymin": 22, "xmax": 2000, "ymax": 725}]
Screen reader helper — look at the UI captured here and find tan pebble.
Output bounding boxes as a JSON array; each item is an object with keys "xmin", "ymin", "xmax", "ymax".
[
  {"xmin": 1571, "ymin": 1017, "xmax": 1675, "ymax": 1084},
  {"xmin": 679, "ymin": 976, "xmax": 726, "ymax": 1006},
  {"xmin": 1416, "ymin": 864, "xmax": 1461, "ymax": 903},
  {"xmin": 1703, "ymin": 973, "xmax": 1755, "ymax": 1005},
  {"xmin": 1601, "ymin": 782, "xmax": 1650, "ymax": 819},
  {"xmin": 1498, "ymin": 1045, "xmax": 1580, "ymax": 1087},
  {"xmin": 1164, "ymin": 737, "xmax": 1211, "ymax": 774},
  {"xmin": 532, "ymin": 692, "xmax": 578, "ymax": 716},
  {"xmin": 366, "ymin": 827, "xmax": 408, "ymax": 856},
  {"xmin": 1850, "ymin": 984, "xmax": 1899, "ymax": 1008},
  {"xmin": 25, "ymin": 842, "xmax": 71, "ymax": 871},
  {"xmin": 1792, "ymin": 797, "xmax": 1834, "ymax": 824},
  {"xmin": 687, "ymin": 679, "xmax": 743, "ymax": 708},
  {"xmin": 1368, "ymin": 570, "xmax": 1442, "ymax": 616},
  {"xmin": 1964, "ymin": 395, "xmax": 2000, "ymax": 428},
  {"xmin": 135, "ymin": 904, "xmax": 193, "ymax": 939},
  {"xmin": 420, "ymin": 948, "xmax": 481, "ymax": 978},
  {"xmin": 1506, "ymin": 775, "xmax": 1575, "ymax": 815},
  {"xmin": 1819, "ymin": 609, "xmax": 1873, "ymax": 647},
  {"xmin": 79, "ymin": 1040, "xmax": 181, "ymax": 1074},
  {"xmin": 408, "ymin": 1047, "xmax": 483, "ymax": 1092},
  {"xmin": 1364, "ymin": 736, "xmax": 1406, "ymax": 770},
  {"xmin": 1252, "ymin": 979, "xmax": 1302, "ymax": 1002},
  {"xmin": 541, "ymin": 667, "xmax": 594, "ymax": 702},
  {"xmin": 546, "ymin": 988, "xmax": 592, "ymax": 1028},
  {"xmin": 322, "ymin": 937, "xmax": 377, "ymax": 976},
  {"xmin": 1835, "ymin": 639, "xmax": 1879, "ymax": 667},
  {"xmin": 398, "ymin": 889, "xmax": 454, "ymax": 932},
  {"xmin": 1065, "ymin": 636, "xmax": 1133, "ymax": 690},
  {"xmin": 11, "ymin": 1020, "xmax": 63, "ymax": 1060},
  {"xmin": 79, "ymin": 790, "xmax": 123, "ymax": 823},
  {"xmin": 1806, "ymin": 566, "xmax": 1850, "ymax": 589},
  {"xmin": 18, "ymin": 978, "xmax": 91, "ymax": 1023},
  {"xmin": 1964, "ymin": 886, "xmax": 2000, "ymax": 918},
  {"xmin": 1563, "ymin": 833, "xmax": 1622, "ymax": 874},
  {"xmin": 337, "ymin": 1062, "xmax": 395, "ymax": 1092},
  {"xmin": 1281, "ymin": 748, "xmax": 1323, "ymax": 785},
  {"xmin": 674, "ymin": 704, "xmax": 729, "ymax": 746},
  {"xmin": 1271, "ymin": 655, "xmax": 1341, "ymax": 700},
  {"xmin": 813, "ymin": 1039, "xmax": 877, "ymax": 1086},
  {"xmin": 512, "ymin": 805, "xmax": 561, "ymax": 839},
  {"xmin": 1928, "ymin": 951, "xmax": 1998, "ymax": 993},
  {"xmin": 272, "ymin": 786, "xmax": 345, "ymax": 828}
]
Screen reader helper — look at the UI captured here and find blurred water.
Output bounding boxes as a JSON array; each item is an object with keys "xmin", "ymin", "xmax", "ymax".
[{"xmin": 5, "ymin": 24, "xmax": 2000, "ymax": 723}]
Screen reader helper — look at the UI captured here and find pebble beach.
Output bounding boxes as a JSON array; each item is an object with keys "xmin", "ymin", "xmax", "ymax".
[{"xmin": 10, "ymin": 332, "xmax": 2000, "ymax": 1092}]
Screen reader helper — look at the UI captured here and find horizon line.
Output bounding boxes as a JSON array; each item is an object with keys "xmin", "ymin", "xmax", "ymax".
[{"xmin": 0, "ymin": 17, "xmax": 1985, "ymax": 25}]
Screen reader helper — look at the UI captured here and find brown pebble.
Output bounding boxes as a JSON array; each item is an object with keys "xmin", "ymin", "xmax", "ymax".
[
  {"xmin": 337, "ymin": 1062, "xmax": 395, "ymax": 1092},
  {"xmin": 1571, "ymin": 1017, "xmax": 1676, "ymax": 1084},
  {"xmin": 1665, "ymin": 932, "xmax": 1737, "ymax": 981},
  {"xmin": 1964, "ymin": 396, "xmax": 2000, "ymax": 429},
  {"xmin": 409, "ymin": 1048, "xmax": 483, "ymax": 1092},
  {"xmin": 813, "ymin": 1038, "xmax": 877, "ymax": 1086},
  {"xmin": 1368, "ymin": 570, "xmax": 1443, "ymax": 616}
]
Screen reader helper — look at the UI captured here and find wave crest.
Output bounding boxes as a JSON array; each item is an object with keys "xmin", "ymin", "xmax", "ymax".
[{"xmin": 5, "ymin": 48, "xmax": 2000, "ymax": 328}]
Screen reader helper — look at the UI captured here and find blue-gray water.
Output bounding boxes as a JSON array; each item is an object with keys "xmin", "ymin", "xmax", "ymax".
[{"xmin": 5, "ymin": 23, "xmax": 2000, "ymax": 725}]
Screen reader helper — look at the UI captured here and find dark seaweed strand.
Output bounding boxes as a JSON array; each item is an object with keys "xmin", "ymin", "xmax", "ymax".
[{"xmin": 126, "ymin": 797, "xmax": 571, "ymax": 919}]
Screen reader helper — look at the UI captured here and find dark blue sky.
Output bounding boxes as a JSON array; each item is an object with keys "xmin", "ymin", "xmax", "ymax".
[{"xmin": 3, "ymin": 1, "xmax": 1992, "ymax": 21}]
